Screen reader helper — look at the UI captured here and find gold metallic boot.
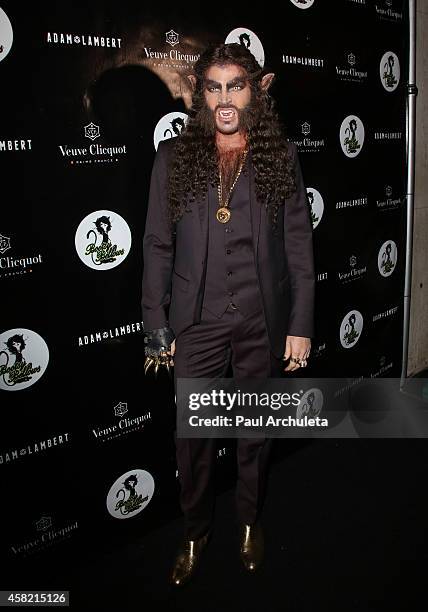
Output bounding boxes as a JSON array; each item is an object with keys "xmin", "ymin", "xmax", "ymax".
[
  {"xmin": 238, "ymin": 521, "xmax": 264, "ymax": 572},
  {"xmin": 170, "ymin": 530, "xmax": 211, "ymax": 587}
]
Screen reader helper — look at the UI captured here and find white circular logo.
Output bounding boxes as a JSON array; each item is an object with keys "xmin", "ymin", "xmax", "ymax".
[
  {"xmin": 378, "ymin": 240, "xmax": 397, "ymax": 277},
  {"xmin": 289, "ymin": 0, "xmax": 315, "ymax": 8},
  {"xmin": 75, "ymin": 209, "xmax": 131, "ymax": 270},
  {"xmin": 340, "ymin": 310, "xmax": 363, "ymax": 348},
  {"xmin": 106, "ymin": 469, "xmax": 155, "ymax": 519},
  {"xmin": 306, "ymin": 187, "xmax": 324, "ymax": 230},
  {"xmin": 154, "ymin": 112, "xmax": 188, "ymax": 151},
  {"xmin": 0, "ymin": 328, "xmax": 49, "ymax": 391},
  {"xmin": 0, "ymin": 8, "xmax": 13, "ymax": 63},
  {"xmin": 225, "ymin": 28, "xmax": 265, "ymax": 67},
  {"xmin": 380, "ymin": 51, "xmax": 400, "ymax": 92},
  {"xmin": 340, "ymin": 115, "xmax": 365, "ymax": 157},
  {"xmin": 296, "ymin": 387, "xmax": 323, "ymax": 419}
]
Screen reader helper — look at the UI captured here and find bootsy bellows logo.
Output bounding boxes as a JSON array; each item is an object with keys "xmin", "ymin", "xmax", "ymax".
[
  {"xmin": 296, "ymin": 387, "xmax": 323, "ymax": 419},
  {"xmin": 225, "ymin": 28, "xmax": 265, "ymax": 67},
  {"xmin": 0, "ymin": 328, "xmax": 49, "ymax": 391},
  {"xmin": 106, "ymin": 469, "xmax": 155, "ymax": 519},
  {"xmin": 340, "ymin": 310, "xmax": 363, "ymax": 348},
  {"xmin": 380, "ymin": 51, "xmax": 400, "ymax": 92},
  {"xmin": 75, "ymin": 210, "xmax": 131, "ymax": 270},
  {"xmin": 289, "ymin": 0, "xmax": 315, "ymax": 8},
  {"xmin": 378, "ymin": 240, "xmax": 397, "ymax": 277},
  {"xmin": 340, "ymin": 115, "xmax": 365, "ymax": 157},
  {"xmin": 306, "ymin": 188, "xmax": 324, "ymax": 229},
  {"xmin": 0, "ymin": 7, "xmax": 13, "ymax": 63},
  {"xmin": 154, "ymin": 112, "xmax": 188, "ymax": 151}
]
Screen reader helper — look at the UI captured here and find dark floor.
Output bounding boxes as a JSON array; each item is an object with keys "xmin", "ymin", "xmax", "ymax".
[
  {"xmin": 7, "ymin": 435, "xmax": 428, "ymax": 612},
  {"xmin": 6, "ymin": 374, "xmax": 428, "ymax": 610}
]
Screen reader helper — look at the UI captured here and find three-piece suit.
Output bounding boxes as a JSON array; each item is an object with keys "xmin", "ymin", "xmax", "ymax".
[{"xmin": 142, "ymin": 136, "xmax": 315, "ymax": 538}]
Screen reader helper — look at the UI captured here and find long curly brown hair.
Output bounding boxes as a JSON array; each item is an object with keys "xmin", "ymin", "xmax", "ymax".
[{"xmin": 167, "ymin": 42, "xmax": 297, "ymax": 233}]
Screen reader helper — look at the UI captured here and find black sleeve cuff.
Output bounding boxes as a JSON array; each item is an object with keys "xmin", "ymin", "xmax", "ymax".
[{"xmin": 143, "ymin": 326, "xmax": 176, "ymax": 357}]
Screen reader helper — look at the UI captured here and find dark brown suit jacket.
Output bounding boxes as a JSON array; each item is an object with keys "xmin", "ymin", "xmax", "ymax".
[{"xmin": 142, "ymin": 137, "xmax": 315, "ymax": 358}]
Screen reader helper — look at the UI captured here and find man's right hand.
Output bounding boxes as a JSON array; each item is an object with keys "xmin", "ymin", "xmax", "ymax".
[{"xmin": 143, "ymin": 326, "xmax": 176, "ymax": 374}]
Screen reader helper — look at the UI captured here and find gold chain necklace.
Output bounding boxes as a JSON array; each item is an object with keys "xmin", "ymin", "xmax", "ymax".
[{"xmin": 216, "ymin": 146, "xmax": 249, "ymax": 223}]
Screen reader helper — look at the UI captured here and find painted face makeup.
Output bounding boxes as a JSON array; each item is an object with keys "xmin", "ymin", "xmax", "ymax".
[{"xmin": 203, "ymin": 64, "xmax": 252, "ymax": 136}]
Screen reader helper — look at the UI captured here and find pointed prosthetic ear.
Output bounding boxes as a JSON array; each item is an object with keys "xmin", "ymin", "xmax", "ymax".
[
  {"xmin": 260, "ymin": 72, "xmax": 275, "ymax": 92},
  {"xmin": 187, "ymin": 74, "xmax": 197, "ymax": 93}
]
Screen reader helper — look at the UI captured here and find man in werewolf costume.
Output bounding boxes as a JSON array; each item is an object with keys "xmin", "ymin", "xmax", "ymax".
[{"xmin": 142, "ymin": 42, "xmax": 315, "ymax": 586}]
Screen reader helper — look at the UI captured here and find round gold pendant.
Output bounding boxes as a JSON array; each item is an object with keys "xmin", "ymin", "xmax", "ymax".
[{"xmin": 216, "ymin": 207, "xmax": 231, "ymax": 223}]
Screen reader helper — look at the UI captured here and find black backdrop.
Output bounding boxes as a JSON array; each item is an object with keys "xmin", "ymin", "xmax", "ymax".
[{"xmin": 0, "ymin": 0, "xmax": 409, "ymax": 564}]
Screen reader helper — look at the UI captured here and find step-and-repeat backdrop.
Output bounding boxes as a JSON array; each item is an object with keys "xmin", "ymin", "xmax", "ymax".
[{"xmin": 1, "ymin": 0, "xmax": 408, "ymax": 564}]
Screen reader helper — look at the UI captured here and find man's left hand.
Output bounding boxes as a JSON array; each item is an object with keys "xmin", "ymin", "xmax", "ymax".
[{"xmin": 283, "ymin": 335, "xmax": 311, "ymax": 371}]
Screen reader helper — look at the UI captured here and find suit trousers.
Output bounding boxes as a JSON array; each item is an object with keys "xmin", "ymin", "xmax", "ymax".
[{"xmin": 173, "ymin": 301, "xmax": 284, "ymax": 540}]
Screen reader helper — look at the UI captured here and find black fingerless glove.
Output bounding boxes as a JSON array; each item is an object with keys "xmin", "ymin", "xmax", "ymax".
[{"xmin": 143, "ymin": 326, "xmax": 175, "ymax": 358}]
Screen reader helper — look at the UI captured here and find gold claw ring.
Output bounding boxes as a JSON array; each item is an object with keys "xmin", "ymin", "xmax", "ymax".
[{"xmin": 144, "ymin": 351, "xmax": 173, "ymax": 376}]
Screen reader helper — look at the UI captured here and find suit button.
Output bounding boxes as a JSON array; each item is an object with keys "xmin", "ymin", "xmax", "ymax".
[
  {"xmin": 226, "ymin": 249, "xmax": 231, "ymax": 254},
  {"xmin": 227, "ymin": 271, "xmax": 232, "ymax": 276}
]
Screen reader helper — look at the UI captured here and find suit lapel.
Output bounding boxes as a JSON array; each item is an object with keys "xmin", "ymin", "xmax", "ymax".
[
  {"xmin": 197, "ymin": 149, "xmax": 262, "ymax": 258},
  {"xmin": 197, "ymin": 184, "xmax": 209, "ymax": 252},
  {"xmin": 248, "ymin": 150, "xmax": 262, "ymax": 258}
]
